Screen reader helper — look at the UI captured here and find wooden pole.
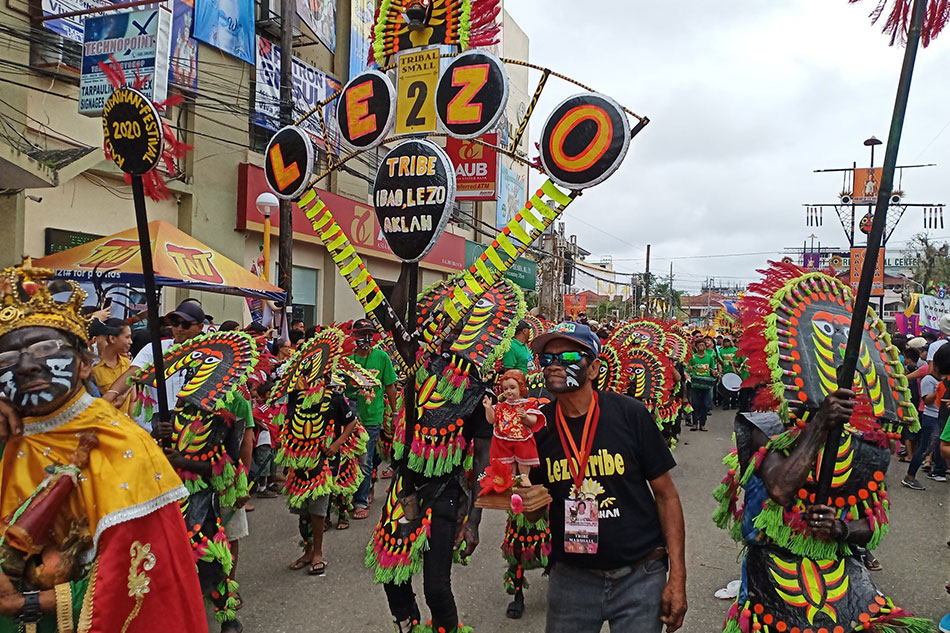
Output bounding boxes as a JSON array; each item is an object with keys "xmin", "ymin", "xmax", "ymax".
[
  {"xmin": 131, "ymin": 175, "xmax": 170, "ymax": 443},
  {"xmin": 816, "ymin": 0, "xmax": 927, "ymax": 503}
]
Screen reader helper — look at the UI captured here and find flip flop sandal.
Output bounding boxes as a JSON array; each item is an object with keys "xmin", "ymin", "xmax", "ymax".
[
  {"xmin": 234, "ymin": 591, "xmax": 244, "ymax": 610},
  {"xmin": 308, "ymin": 561, "xmax": 327, "ymax": 576},
  {"xmin": 336, "ymin": 520, "xmax": 350, "ymax": 530},
  {"xmin": 353, "ymin": 508, "xmax": 370, "ymax": 520},
  {"xmin": 506, "ymin": 599, "xmax": 525, "ymax": 620},
  {"xmin": 324, "ymin": 520, "xmax": 332, "ymax": 532},
  {"xmin": 381, "ymin": 468, "xmax": 394, "ymax": 479},
  {"xmin": 289, "ymin": 557, "xmax": 309, "ymax": 571}
]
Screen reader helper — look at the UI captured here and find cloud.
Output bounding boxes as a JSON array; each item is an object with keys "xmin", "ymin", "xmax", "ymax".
[{"xmin": 505, "ymin": 0, "xmax": 950, "ymax": 294}]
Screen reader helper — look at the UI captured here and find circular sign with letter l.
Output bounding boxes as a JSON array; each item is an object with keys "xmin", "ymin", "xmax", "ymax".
[
  {"xmin": 338, "ymin": 69, "xmax": 396, "ymax": 150},
  {"xmin": 102, "ymin": 87, "xmax": 163, "ymax": 176},
  {"xmin": 435, "ymin": 49, "xmax": 509, "ymax": 140},
  {"xmin": 539, "ymin": 93, "xmax": 631, "ymax": 190},
  {"xmin": 373, "ymin": 139, "xmax": 456, "ymax": 263},
  {"xmin": 264, "ymin": 126, "xmax": 314, "ymax": 200}
]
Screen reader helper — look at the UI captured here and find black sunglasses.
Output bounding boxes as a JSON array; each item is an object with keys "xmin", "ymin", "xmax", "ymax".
[
  {"xmin": 168, "ymin": 318, "xmax": 197, "ymax": 328},
  {"xmin": 538, "ymin": 350, "xmax": 589, "ymax": 368}
]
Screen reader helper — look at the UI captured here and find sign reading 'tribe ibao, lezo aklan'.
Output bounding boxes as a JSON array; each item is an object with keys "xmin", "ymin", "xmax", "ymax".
[{"xmin": 373, "ymin": 139, "xmax": 456, "ymax": 263}]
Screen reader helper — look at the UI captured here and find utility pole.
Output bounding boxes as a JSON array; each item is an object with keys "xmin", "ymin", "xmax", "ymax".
[
  {"xmin": 643, "ymin": 244, "xmax": 651, "ymax": 317},
  {"xmin": 668, "ymin": 262, "xmax": 674, "ymax": 319},
  {"xmin": 706, "ymin": 277, "xmax": 711, "ymax": 328},
  {"xmin": 277, "ymin": 0, "xmax": 294, "ymax": 325}
]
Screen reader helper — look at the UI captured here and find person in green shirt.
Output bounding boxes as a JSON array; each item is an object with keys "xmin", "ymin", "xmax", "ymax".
[
  {"xmin": 347, "ymin": 319, "xmax": 399, "ymax": 518},
  {"xmin": 502, "ymin": 321, "xmax": 534, "ymax": 374},
  {"xmin": 687, "ymin": 338, "xmax": 718, "ymax": 431},
  {"xmin": 717, "ymin": 336, "xmax": 740, "ymax": 410}
]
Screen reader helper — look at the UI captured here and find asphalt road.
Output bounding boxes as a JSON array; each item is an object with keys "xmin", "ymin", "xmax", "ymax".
[{"xmin": 222, "ymin": 408, "xmax": 950, "ymax": 632}]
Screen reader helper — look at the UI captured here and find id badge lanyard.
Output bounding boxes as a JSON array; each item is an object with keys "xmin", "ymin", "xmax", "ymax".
[{"xmin": 554, "ymin": 391, "xmax": 601, "ymax": 496}]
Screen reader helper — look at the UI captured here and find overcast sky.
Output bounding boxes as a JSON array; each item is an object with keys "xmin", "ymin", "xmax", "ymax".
[{"xmin": 505, "ymin": 0, "xmax": 950, "ymax": 295}]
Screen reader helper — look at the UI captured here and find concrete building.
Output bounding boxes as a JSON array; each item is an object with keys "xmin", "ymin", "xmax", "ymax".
[{"xmin": 0, "ymin": 0, "xmax": 531, "ymax": 326}]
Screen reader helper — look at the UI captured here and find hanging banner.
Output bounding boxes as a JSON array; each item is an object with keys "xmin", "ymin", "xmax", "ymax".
[
  {"xmin": 254, "ymin": 36, "xmax": 342, "ymax": 153},
  {"xmin": 296, "ymin": 0, "xmax": 335, "ymax": 52},
  {"xmin": 495, "ymin": 163, "xmax": 526, "ymax": 228},
  {"xmin": 802, "ymin": 251, "xmax": 820, "ymax": 269},
  {"xmin": 447, "ymin": 134, "xmax": 498, "ymax": 201},
  {"xmin": 849, "ymin": 247, "xmax": 884, "ymax": 297},
  {"xmin": 193, "ymin": 0, "xmax": 254, "ymax": 64},
  {"xmin": 349, "ymin": 0, "xmax": 375, "ymax": 80},
  {"xmin": 564, "ymin": 293, "xmax": 587, "ymax": 318},
  {"xmin": 395, "ymin": 47, "xmax": 440, "ymax": 135},
  {"xmin": 918, "ymin": 294, "xmax": 950, "ymax": 332},
  {"xmin": 169, "ymin": 0, "xmax": 199, "ymax": 92},
  {"xmin": 853, "ymin": 167, "xmax": 882, "ymax": 205},
  {"xmin": 373, "ymin": 139, "xmax": 456, "ymax": 263},
  {"xmin": 42, "ymin": 0, "xmax": 115, "ymax": 42},
  {"xmin": 79, "ymin": 7, "xmax": 172, "ymax": 115}
]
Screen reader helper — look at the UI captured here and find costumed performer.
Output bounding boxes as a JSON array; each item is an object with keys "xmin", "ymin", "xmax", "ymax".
[
  {"xmin": 137, "ymin": 329, "xmax": 260, "ymax": 632},
  {"xmin": 269, "ymin": 329, "xmax": 369, "ymax": 576},
  {"xmin": 367, "ymin": 277, "xmax": 525, "ymax": 633},
  {"xmin": 0, "ymin": 262, "xmax": 207, "ymax": 633},
  {"xmin": 713, "ymin": 262, "xmax": 928, "ymax": 633}
]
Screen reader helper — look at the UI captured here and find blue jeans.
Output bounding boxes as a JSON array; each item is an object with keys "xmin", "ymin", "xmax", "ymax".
[
  {"xmin": 690, "ymin": 388, "xmax": 713, "ymax": 428},
  {"xmin": 353, "ymin": 424, "xmax": 381, "ymax": 508},
  {"xmin": 545, "ymin": 559, "xmax": 668, "ymax": 633},
  {"xmin": 908, "ymin": 413, "xmax": 948, "ymax": 478}
]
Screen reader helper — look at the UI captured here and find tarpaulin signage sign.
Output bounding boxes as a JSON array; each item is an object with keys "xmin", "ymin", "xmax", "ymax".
[
  {"xmin": 918, "ymin": 294, "xmax": 950, "ymax": 332},
  {"xmin": 42, "ymin": 0, "xmax": 114, "ymax": 43},
  {"xmin": 79, "ymin": 8, "xmax": 172, "ymax": 114},
  {"xmin": 254, "ymin": 36, "xmax": 342, "ymax": 153},
  {"xmin": 447, "ymin": 134, "xmax": 498, "ymax": 201},
  {"xmin": 849, "ymin": 247, "xmax": 884, "ymax": 297}
]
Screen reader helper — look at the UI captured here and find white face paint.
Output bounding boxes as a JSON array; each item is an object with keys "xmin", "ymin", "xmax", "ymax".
[
  {"xmin": 564, "ymin": 361, "xmax": 582, "ymax": 389},
  {"xmin": 0, "ymin": 370, "xmax": 16, "ymax": 402}
]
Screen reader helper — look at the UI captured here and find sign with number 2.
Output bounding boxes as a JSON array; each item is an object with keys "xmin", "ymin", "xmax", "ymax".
[{"xmin": 396, "ymin": 48, "xmax": 440, "ymax": 135}]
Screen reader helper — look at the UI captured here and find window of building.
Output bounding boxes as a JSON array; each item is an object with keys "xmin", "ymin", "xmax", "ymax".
[{"xmin": 291, "ymin": 265, "xmax": 319, "ymax": 327}]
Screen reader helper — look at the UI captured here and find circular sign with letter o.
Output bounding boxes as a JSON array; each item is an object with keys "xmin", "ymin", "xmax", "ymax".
[
  {"xmin": 264, "ymin": 126, "xmax": 314, "ymax": 200},
  {"xmin": 435, "ymin": 50, "xmax": 508, "ymax": 139},
  {"xmin": 337, "ymin": 69, "xmax": 396, "ymax": 150},
  {"xmin": 373, "ymin": 139, "xmax": 456, "ymax": 263},
  {"xmin": 102, "ymin": 87, "xmax": 163, "ymax": 176},
  {"xmin": 539, "ymin": 93, "xmax": 631, "ymax": 189}
]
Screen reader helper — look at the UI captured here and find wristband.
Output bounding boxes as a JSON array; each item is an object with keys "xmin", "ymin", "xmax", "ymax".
[
  {"xmin": 55, "ymin": 583, "xmax": 74, "ymax": 633},
  {"xmin": 836, "ymin": 519, "xmax": 850, "ymax": 543},
  {"xmin": 19, "ymin": 590, "xmax": 41, "ymax": 624}
]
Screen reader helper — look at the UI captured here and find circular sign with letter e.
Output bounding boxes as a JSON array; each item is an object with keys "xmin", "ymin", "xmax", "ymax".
[
  {"xmin": 435, "ymin": 50, "xmax": 509, "ymax": 139},
  {"xmin": 373, "ymin": 139, "xmax": 456, "ymax": 263},
  {"xmin": 338, "ymin": 69, "xmax": 396, "ymax": 150},
  {"xmin": 102, "ymin": 87, "xmax": 163, "ymax": 176},
  {"xmin": 539, "ymin": 93, "xmax": 631, "ymax": 190},
  {"xmin": 264, "ymin": 126, "xmax": 314, "ymax": 200}
]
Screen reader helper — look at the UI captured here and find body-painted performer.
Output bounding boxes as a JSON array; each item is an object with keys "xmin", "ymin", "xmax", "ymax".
[
  {"xmin": 135, "ymin": 329, "xmax": 259, "ymax": 632},
  {"xmin": 713, "ymin": 262, "xmax": 929, "ymax": 633},
  {"xmin": 367, "ymin": 276, "xmax": 525, "ymax": 633},
  {"xmin": 0, "ymin": 263, "xmax": 207, "ymax": 633},
  {"xmin": 269, "ymin": 329, "xmax": 369, "ymax": 576}
]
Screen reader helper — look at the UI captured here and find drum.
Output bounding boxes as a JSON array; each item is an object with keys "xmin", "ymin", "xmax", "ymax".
[{"xmin": 720, "ymin": 372, "xmax": 742, "ymax": 393}]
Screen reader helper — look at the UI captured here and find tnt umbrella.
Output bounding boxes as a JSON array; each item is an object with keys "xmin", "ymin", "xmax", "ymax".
[{"xmin": 33, "ymin": 220, "xmax": 285, "ymax": 301}]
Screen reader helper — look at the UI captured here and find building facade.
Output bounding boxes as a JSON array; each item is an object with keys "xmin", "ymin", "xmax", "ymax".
[{"xmin": 0, "ymin": 0, "xmax": 531, "ymax": 326}]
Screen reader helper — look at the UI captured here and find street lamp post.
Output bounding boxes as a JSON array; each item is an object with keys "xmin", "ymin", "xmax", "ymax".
[{"xmin": 256, "ymin": 192, "xmax": 279, "ymax": 281}]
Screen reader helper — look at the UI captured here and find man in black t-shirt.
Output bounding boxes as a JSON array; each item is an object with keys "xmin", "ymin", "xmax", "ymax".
[{"xmin": 529, "ymin": 322, "xmax": 687, "ymax": 633}]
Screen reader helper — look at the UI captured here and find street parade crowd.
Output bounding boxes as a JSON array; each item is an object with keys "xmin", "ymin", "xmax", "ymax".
[{"xmin": 0, "ymin": 256, "xmax": 948, "ymax": 633}]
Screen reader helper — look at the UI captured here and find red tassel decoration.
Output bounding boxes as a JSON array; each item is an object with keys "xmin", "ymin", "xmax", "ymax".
[
  {"xmin": 849, "ymin": 0, "xmax": 949, "ymax": 46},
  {"xmin": 97, "ymin": 56, "xmax": 193, "ymax": 202}
]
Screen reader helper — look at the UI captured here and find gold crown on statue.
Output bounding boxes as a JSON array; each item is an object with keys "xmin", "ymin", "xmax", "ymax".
[{"xmin": 0, "ymin": 258, "xmax": 89, "ymax": 343}]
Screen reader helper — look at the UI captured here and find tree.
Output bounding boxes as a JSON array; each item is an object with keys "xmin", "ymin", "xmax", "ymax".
[{"xmin": 908, "ymin": 232, "xmax": 950, "ymax": 293}]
